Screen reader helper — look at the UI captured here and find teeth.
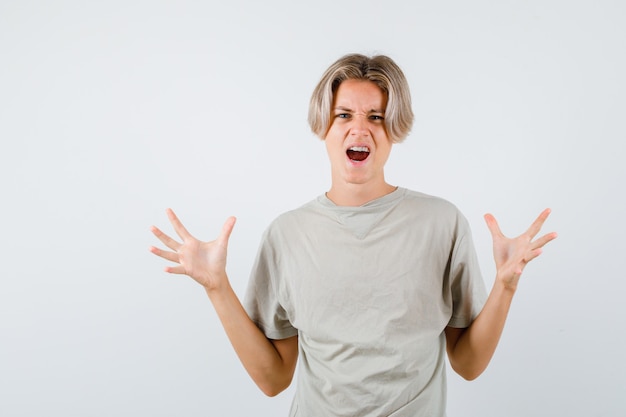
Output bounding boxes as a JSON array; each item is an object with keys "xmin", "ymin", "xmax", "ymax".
[{"xmin": 348, "ymin": 146, "xmax": 370, "ymax": 152}]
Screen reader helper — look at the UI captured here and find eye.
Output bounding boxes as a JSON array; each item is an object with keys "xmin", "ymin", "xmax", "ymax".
[
  {"xmin": 335, "ymin": 113, "xmax": 351, "ymax": 119},
  {"xmin": 369, "ymin": 115, "xmax": 384, "ymax": 121}
]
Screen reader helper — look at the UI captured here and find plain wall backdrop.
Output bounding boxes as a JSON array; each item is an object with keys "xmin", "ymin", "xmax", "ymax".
[{"xmin": 1, "ymin": 0, "xmax": 625, "ymax": 416}]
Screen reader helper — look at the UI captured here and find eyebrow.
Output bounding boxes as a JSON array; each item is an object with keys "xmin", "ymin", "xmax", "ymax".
[{"xmin": 333, "ymin": 106, "xmax": 385, "ymax": 113}]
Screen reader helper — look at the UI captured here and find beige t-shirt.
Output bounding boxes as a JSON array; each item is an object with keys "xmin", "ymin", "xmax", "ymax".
[{"xmin": 244, "ymin": 188, "xmax": 487, "ymax": 417}]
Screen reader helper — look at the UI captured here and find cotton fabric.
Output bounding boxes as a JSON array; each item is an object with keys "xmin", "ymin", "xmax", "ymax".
[{"xmin": 244, "ymin": 188, "xmax": 487, "ymax": 416}]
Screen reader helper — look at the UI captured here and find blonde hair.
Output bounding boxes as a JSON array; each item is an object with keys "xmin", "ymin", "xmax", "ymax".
[{"xmin": 308, "ymin": 53, "xmax": 414, "ymax": 143}]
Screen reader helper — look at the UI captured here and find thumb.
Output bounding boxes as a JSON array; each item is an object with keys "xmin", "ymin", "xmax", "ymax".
[
  {"xmin": 217, "ymin": 216, "xmax": 237, "ymax": 247},
  {"xmin": 484, "ymin": 213, "xmax": 504, "ymax": 239}
]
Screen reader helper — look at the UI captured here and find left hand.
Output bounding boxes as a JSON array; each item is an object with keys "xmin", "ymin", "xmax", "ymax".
[{"xmin": 484, "ymin": 208, "xmax": 557, "ymax": 291}]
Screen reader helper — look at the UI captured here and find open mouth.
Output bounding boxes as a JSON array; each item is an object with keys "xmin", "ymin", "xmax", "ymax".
[{"xmin": 346, "ymin": 146, "xmax": 370, "ymax": 162}]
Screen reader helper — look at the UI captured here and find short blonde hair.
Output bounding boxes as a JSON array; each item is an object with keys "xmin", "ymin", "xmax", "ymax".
[{"xmin": 308, "ymin": 53, "xmax": 414, "ymax": 143}]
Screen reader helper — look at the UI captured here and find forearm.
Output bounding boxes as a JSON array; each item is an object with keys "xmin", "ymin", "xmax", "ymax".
[
  {"xmin": 205, "ymin": 279, "xmax": 296, "ymax": 396},
  {"xmin": 448, "ymin": 280, "xmax": 515, "ymax": 380}
]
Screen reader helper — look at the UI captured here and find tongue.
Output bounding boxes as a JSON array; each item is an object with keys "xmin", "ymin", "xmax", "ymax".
[{"xmin": 347, "ymin": 150, "xmax": 369, "ymax": 161}]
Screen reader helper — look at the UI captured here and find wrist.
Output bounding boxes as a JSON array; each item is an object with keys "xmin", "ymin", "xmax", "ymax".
[
  {"xmin": 204, "ymin": 275, "xmax": 232, "ymax": 297},
  {"xmin": 493, "ymin": 274, "xmax": 518, "ymax": 296}
]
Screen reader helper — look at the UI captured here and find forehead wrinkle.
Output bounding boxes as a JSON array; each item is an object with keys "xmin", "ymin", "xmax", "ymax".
[{"xmin": 333, "ymin": 106, "xmax": 386, "ymax": 114}]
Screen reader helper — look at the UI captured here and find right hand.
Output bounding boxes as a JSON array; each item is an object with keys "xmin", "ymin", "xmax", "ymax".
[{"xmin": 150, "ymin": 208, "xmax": 236, "ymax": 291}]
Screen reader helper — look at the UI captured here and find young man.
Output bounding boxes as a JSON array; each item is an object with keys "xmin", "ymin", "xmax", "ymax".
[{"xmin": 150, "ymin": 54, "xmax": 556, "ymax": 416}]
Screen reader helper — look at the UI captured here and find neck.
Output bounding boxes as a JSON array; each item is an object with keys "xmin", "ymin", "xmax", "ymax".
[{"xmin": 326, "ymin": 182, "xmax": 397, "ymax": 206}]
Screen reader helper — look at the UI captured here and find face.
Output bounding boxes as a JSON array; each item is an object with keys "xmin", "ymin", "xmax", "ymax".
[{"xmin": 324, "ymin": 79, "xmax": 392, "ymax": 189}]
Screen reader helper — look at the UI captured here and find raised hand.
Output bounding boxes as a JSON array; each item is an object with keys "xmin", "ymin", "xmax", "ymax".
[
  {"xmin": 150, "ymin": 208, "xmax": 237, "ymax": 291},
  {"xmin": 484, "ymin": 208, "xmax": 557, "ymax": 291}
]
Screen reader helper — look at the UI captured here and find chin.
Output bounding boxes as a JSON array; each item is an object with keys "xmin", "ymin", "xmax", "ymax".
[{"xmin": 343, "ymin": 174, "xmax": 372, "ymax": 185}]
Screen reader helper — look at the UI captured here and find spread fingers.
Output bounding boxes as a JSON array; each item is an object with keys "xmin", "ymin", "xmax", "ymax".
[
  {"xmin": 531, "ymin": 231, "xmax": 558, "ymax": 250},
  {"xmin": 151, "ymin": 225, "xmax": 182, "ymax": 251},
  {"xmin": 149, "ymin": 246, "xmax": 180, "ymax": 263}
]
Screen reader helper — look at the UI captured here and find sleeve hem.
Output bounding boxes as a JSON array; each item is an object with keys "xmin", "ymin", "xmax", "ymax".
[
  {"xmin": 253, "ymin": 319, "xmax": 299, "ymax": 340},
  {"xmin": 265, "ymin": 328, "xmax": 299, "ymax": 340},
  {"xmin": 447, "ymin": 316, "xmax": 472, "ymax": 328}
]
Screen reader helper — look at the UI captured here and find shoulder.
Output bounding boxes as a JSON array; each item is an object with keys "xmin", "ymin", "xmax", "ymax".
[
  {"xmin": 263, "ymin": 197, "xmax": 325, "ymax": 237},
  {"xmin": 396, "ymin": 188, "xmax": 472, "ymax": 234},
  {"xmin": 398, "ymin": 188, "xmax": 462, "ymax": 216},
  {"xmin": 272, "ymin": 198, "xmax": 320, "ymax": 223}
]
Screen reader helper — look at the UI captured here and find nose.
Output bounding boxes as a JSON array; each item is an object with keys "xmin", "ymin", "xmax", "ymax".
[{"xmin": 349, "ymin": 113, "xmax": 370, "ymax": 136}]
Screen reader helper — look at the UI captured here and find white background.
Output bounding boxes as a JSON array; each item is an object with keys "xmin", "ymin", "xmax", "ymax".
[{"xmin": 1, "ymin": 1, "xmax": 625, "ymax": 416}]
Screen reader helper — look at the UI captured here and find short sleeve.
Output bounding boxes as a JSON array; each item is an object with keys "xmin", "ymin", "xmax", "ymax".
[
  {"xmin": 243, "ymin": 227, "xmax": 298, "ymax": 340},
  {"xmin": 447, "ymin": 214, "xmax": 488, "ymax": 328}
]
